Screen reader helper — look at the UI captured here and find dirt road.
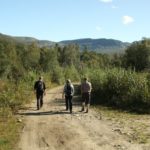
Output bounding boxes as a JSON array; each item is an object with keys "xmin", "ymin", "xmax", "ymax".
[{"xmin": 18, "ymin": 86, "xmax": 150, "ymax": 150}]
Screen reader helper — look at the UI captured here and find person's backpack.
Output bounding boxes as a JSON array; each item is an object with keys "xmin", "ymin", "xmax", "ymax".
[
  {"xmin": 37, "ymin": 81, "xmax": 44, "ymax": 92},
  {"xmin": 66, "ymin": 84, "xmax": 72, "ymax": 95}
]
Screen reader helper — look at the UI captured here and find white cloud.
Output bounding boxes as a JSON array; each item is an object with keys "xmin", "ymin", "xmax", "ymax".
[
  {"xmin": 122, "ymin": 15, "xmax": 134, "ymax": 25},
  {"xmin": 96, "ymin": 26, "xmax": 102, "ymax": 31},
  {"xmin": 99, "ymin": 0, "xmax": 113, "ymax": 3},
  {"xmin": 111, "ymin": 5, "xmax": 118, "ymax": 9}
]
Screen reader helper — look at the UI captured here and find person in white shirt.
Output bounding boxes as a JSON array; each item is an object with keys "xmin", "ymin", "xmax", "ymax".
[{"xmin": 81, "ymin": 77, "xmax": 92, "ymax": 113}]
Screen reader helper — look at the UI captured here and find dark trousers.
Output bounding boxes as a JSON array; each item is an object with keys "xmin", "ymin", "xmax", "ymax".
[
  {"xmin": 36, "ymin": 92, "xmax": 44, "ymax": 109},
  {"xmin": 82, "ymin": 92, "xmax": 91, "ymax": 105},
  {"xmin": 65, "ymin": 95, "xmax": 73, "ymax": 112}
]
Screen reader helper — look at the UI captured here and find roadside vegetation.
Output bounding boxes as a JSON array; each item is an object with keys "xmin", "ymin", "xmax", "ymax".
[
  {"xmin": 88, "ymin": 68, "xmax": 150, "ymax": 113},
  {"xmin": 0, "ymin": 35, "xmax": 150, "ymax": 149}
]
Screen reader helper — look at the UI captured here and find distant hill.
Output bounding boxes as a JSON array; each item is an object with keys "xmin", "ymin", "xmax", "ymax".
[
  {"xmin": 13, "ymin": 36, "xmax": 55, "ymax": 47},
  {"xmin": 0, "ymin": 33, "xmax": 130, "ymax": 53},
  {"xmin": 0, "ymin": 33, "xmax": 16, "ymax": 42},
  {"xmin": 60, "ymin": 38, "xmax": 130, "ymax": 53},
  {"xmin": 0, "ymin": 33, "xmax": 55, "ymax": 47},
  {"xmin": 13, "ymin": 36, "xmax": 38, "ymax": 43}
]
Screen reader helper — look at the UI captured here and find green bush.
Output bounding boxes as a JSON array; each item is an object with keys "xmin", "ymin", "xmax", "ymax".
[
  {"xmin": 50, "ymin": 66, "xmax": 65, "ymax": 84},
  {"xmin": 64, "ymin": 65, "xmax": 80, "ymax": 82},
  {"xmin": 89, "ymin": 68, "xmax": 150, "ymax": 113},
  {"xmin": 0, "ymin": 79, "xmax": 33, "ymax": 113}
]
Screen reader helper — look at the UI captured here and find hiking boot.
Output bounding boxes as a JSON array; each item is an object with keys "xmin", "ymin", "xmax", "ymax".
[
  {"xmin": 85, "ymin": 109, "xmax": 88, "ymax": 113},
  {"xmin": 80, "ymin": 108, "xmax": 84, "ymax": 112}
]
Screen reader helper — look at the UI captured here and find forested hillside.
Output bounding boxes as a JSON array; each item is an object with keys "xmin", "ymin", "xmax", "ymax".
[
  {"xmin": 60, "ymin": 38, "xmax": 130, "ymax": 53},
  {"xmin": 0, "ymin": 33, "xmax": 129, "ymax": 53}
]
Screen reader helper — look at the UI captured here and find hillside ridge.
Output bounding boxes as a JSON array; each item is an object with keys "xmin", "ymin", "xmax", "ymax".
[{"xmin": 0, "ymin": 33, "xmax": 130, "ymax": 53}]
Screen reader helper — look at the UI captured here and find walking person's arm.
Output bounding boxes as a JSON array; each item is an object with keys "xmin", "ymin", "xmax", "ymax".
[
  {"xmin": 43, "ymin": 82, "xmax": 46, "ymax": 95},
  {"xmin": 62, "ymin": 85, "xmax": 66, "ymax": 99},
  {"xmin": 71, "ymin": 84, "xmax": 75, "ymax": 96},
  {"xmin": 89, "ymin": 82, "xmax": 92, "ymax": 93},
  {"xmin": 34, "ymin": 81, "xmax": 37, "ymax": 94}
]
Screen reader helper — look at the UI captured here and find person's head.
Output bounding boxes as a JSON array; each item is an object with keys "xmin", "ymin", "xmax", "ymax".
[
  {"xmin": 83, "ymin": 77, "xmax": 88, "ymax": 82},
  {"xmin": 39, "ymin": 76, "xmax": 43, "ymax": 81},
  {"xmin": 66, "ymin": 79, "xmax": 71, "ymax": 84}
]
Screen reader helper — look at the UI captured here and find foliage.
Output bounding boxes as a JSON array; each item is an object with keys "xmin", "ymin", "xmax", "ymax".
[
  {"xmin": 63, "ymin": 65, "xmax": 80, "ymax": 82},
  {"xmin": 124, "ymin": 39, "xmax": 150, "ymax": 71},
  {"xmin": 0, "ymin": 79, "xmax": 30, "ymax": 150},
  {"xmin": 50, "ymin": 65, "xmax": 64, "ymax": 84},
  {"xmin": 80, "ymin": 50, "xmax": 109, "ymax": 68},
  {"xmin": 89, "ymin": 68, "xmax": 150, "ymax": 113},
  {"xmin": 0, "ymin": 107, "xmax": 21, "ymax": 150},
  {"xmin": 0, "ymin": 80, "xmax": 33, "ymax": 113}
]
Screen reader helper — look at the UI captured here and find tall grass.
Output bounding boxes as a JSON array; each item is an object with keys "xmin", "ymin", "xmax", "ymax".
[
  {"xmin": 0, "ymin": 72, "xmax": 36, "ymax": 150},
  {"xmin": 87, "ymin": 68, "xmax": 150, "ymax": 113},
  {"xmin": 0, "ymin": 107, "xmax": 21, "ymax": 150}
]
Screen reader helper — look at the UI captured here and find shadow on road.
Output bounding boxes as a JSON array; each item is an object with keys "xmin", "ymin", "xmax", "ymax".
[{"xmin": 18, "ymin": 110, "xmax": 80, "ymax": 116}]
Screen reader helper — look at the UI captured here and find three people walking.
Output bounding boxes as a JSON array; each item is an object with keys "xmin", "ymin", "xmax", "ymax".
[{"xmin": 34, "ymin": 76, "xmax": 92, "ymax": 114}]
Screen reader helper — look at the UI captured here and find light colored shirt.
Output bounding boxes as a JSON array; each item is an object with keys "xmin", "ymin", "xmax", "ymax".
[{"xmin": 81, "ymin": 81, "xmax": 92, "ymax": 93}]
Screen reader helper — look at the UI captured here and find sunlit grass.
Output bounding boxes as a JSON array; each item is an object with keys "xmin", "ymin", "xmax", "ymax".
[{"xmin": 0, "ymin": 108, "xmax": 23, "ymax": 150}]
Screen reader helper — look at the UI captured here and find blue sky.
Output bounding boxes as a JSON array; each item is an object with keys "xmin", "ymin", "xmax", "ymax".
[{"xmin": 0, "ymin": 0, "xmax": 149, "ymax": 42}]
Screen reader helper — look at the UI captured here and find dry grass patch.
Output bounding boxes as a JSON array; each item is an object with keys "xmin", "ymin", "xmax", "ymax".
[{"xmin": 93, "ymin": 106, "xmax": 150, "ymax": 144}]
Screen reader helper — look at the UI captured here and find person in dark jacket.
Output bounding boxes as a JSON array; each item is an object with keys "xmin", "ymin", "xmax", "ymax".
[
  {"xmin": 34, "ymin": 76, "xmax": 46, "ymax": 110},
  {"xmin": 62, "ymin": 79, "xmax": 74, "ymax": 113}
]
